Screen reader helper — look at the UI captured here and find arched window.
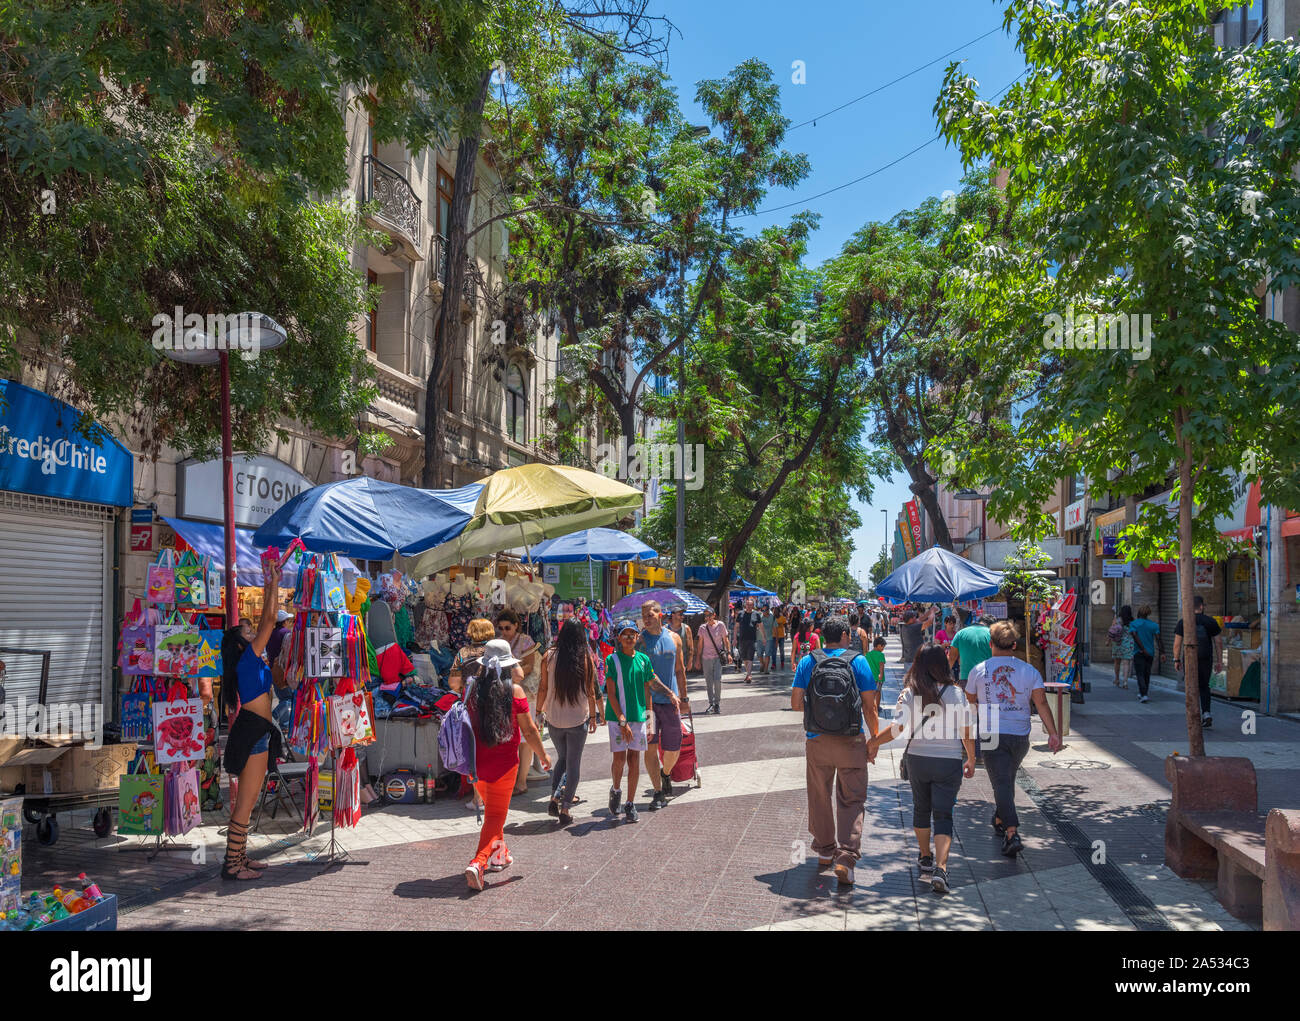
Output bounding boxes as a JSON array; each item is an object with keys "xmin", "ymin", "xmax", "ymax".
[{"xmin": 505, "ymin": 365, "xmax": 526, "ymax": 444}]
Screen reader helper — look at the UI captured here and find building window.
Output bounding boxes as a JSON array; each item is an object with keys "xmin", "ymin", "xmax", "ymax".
[
  {"xmin": 437, "ymin": 169, "xmax": 454, "ymax": 236},
  {"xmin": 505, "ymin": 365, "xmax": 526, "ymax": 445},
  {"xmin": 366, "ymin": 270, "xmax": 378, "ymax": 351}
]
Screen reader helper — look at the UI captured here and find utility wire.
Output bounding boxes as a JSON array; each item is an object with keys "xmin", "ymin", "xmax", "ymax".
[{"xmin": 788, "ymin": 25, "xmax": 1003, "ymax": 131}]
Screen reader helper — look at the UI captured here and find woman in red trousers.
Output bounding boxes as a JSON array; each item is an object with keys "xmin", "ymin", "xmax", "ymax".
[{"xmin": 465, "ymin": 638, "xmax": 551, "ymax": 890}]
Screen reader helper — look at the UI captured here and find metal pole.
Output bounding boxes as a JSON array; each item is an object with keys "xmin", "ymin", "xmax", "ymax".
[
  {"xmin": 220, "ymin": 351, "xmax": 237, "ymax": 629},
  {"xmin": 675, "ymin": 263, "xmax": 686, "ymax": 589}
]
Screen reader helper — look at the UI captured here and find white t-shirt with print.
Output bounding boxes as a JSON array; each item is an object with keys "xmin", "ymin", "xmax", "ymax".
[{"xmin": 965, "ymin": 656, "xmax": 1044, "ymax": 737}]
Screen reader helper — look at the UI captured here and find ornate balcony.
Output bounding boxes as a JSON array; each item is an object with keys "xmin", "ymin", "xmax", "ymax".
[{"xmin": 362, "ymin": 155, "xmax": 422, "ymax": 261}]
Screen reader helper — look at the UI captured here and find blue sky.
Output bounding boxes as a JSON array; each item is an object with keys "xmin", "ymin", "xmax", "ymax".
[{"xmin": 653, "ymin": 0, "xmax": 1026, "ymax": 586}]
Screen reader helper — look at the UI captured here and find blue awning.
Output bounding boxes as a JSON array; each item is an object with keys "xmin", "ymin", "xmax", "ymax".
[
  {"xmin": 163, "ymin": 517, "xmax": 359, "ymax": 587},
  {"xmin": 683, "ymin": 565, "xmax": 754, "ymax": 587},
  {"xmin": 531, "ymin": 527, "xmax": 657, "ymax": 564}
]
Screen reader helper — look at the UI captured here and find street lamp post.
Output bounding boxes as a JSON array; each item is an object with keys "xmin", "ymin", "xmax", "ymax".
[{"xmin": 162, "ymin": 313, "xmax": 288, "ymax": 627}]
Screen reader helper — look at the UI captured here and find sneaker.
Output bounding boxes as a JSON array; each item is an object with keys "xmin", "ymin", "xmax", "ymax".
[
  {"xmin": 1002, "ymin": 831, "xmax": 1024, "ymax": 858},
  {"xmin": 1202, "ymin": 713, "xmax": 1213, "ymax": 729},
  {"xmin": 623, "ymin": 801, "xmax": 639, "ymax": 823},
  {"xmin": 834, "ymin": 863, "xmax": 855, "ymax": 887},
  {"xmin": 547, "ymin": 798, "xmax": 560, "ymax": 818},
  {"xmin": 465, "ymin": 862, "xmax": 485, "ymax": 891},
  {"xmin": 931, "ymin": 867, "xmax": 950, "ymax": 895},
  {"xmin": 557, "ymin": 809, "xmax": 573, "ymax": 826},
  {"xmin": 991, "ymin": 813, "xmax": 1006, "ymax": 836},
  {"xmin": 714, "ymin": 704, "xmax": 722, "ymax": 716},
  {"xmin": 1140, "ymin": 694, "xmax": 1149, "ymax": 703},
  {"xmin": 647, "ymin": 791, "xmax": 664, "ymax": 811},
  {"xmin": 608, "ymin": 787, "xmax": 622, "ymax": 816},
  {"xmin": 918, "ymin": 854, "xmax": 935, "ymax": 876},
  {"xmin": 660, "ymin": 771, "xmax": 674, "ymax": 798},
  {"xmin": 487, "ymin": 846, "xmax": 513, "ymax": 873}
]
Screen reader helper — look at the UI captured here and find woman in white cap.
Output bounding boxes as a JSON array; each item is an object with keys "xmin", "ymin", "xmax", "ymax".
[{"xmin": 464, "ymin": 638, "xmax": 551, "ymax": 891}]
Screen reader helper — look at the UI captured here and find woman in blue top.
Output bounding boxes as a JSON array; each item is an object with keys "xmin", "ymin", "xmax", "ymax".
[{"xmin": 219, "ymin": 563, "xmax": 281, "ymax": 881}]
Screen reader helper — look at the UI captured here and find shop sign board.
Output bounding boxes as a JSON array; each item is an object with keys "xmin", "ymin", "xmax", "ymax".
[
  {"xmin": 1063, "ymin": 499, "xmax": 1085, "ymax": 531},
  {"xmin": 129, "ymin": 524, "xmax": 153, "ymax": 552},
  {"xmin": 1102, "ymin": 559, "xmax": 1131, "ymax": 578},
  {"xmin": 177, "ymin": 453, "xmax": 312, "ymax": 529}
]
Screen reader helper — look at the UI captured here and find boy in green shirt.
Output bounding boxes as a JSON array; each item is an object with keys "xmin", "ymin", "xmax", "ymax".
[
  {"xmin": 866, "ymin": 636, "xmax": 887, "ymax": 710},
  {"xmin": 605, "ymin": 622, "xmax": 653, "ymax": 823}
]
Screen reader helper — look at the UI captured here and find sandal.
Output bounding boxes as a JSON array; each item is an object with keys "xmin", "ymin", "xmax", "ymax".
[{"xmin": 221, "ymin": 819, "xmax": 263, "ymax": 881}]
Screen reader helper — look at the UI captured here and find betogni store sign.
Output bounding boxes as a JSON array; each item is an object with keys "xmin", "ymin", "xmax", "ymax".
[{"xmin": 177, "ymin": 453, "xmax": 312, "ymax": 529}]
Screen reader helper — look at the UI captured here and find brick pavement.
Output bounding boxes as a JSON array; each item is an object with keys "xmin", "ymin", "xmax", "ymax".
[{"xmin": 19, "ymin": 633, "xmax": 1296, "ymax": 929}]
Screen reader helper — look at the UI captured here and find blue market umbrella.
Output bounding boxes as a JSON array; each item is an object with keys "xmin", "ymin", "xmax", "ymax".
[
  {"xmin": 252, "ymin": 476, "xmax": 484, "ymax": 560},
  {"xmin": 875, "ymin": 546, "xmax": 1005, "ymax": 603},
  {"xmin": 530, "ymin": 527, "xmax": 657, "ymax": 564},
  {"xmin": 611, "ymin": 587, "xmax": 710, "ymax": 627}
]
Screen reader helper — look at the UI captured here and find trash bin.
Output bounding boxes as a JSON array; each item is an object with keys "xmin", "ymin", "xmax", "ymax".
[{"xmin": 1042, "ymin": 682, "xmax": 1071, "ymax": 738}]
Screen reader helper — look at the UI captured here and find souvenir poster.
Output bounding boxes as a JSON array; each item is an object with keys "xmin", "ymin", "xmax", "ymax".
[
  {"xmin": 120, "ymin": 624, "xmax": 154, "ymax": 676},
  {"xmin": 153, "ymin": 624, "xmax": 200, "ymax": 677},
  {"xmin": 152, "ymin": 698, "xmax": 205, "ymax": 764},
  {"xmin": 1194, "ymin": 559, "xmax": 1215, "ymax": 589},
  {"xmin": 117, "ymin": 775, "xmax": 164, "ymax": 835},
  {"xmin": 307, "ymin": 626, "xmax": 344, "ymax": 678}
]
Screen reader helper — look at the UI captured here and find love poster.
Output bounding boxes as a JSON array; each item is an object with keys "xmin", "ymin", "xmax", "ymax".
[{"xmin": 152, "ymin": 698, "xmax": 205, "ymax": 764}]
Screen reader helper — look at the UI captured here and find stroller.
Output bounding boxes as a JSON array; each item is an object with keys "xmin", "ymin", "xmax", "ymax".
[{"xmin": 659, "ymin": 701, "xmax": 702, "ymax": 789}]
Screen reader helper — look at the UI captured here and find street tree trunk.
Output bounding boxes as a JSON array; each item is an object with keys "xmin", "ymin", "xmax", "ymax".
[
  {"xmin": 422, "ymin": 70, "xmax": 492, "ymax": 489},
  {"xmin": 910, "ymin": 475, "xmax": 953, "ymax": 551},
  {"xmin": 1176, "ymin": 406, "xmax": 1205, "ymax": 757}
]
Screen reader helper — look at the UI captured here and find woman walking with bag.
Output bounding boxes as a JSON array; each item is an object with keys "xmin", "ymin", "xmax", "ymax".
[
  {"xmin": 1112, "ymin": 605, "xmax": 1135, "ymax": 689},
  {"xmin": 537, "ymin": 619, "xmax": 599, "ymax": 825},
  {"xmin": 869, "ymin": 643, "xmax": 974, "ymax": 894},
  {"xmin": 694, "ymin": 606, "xmax": 731, "ymax": 715},
  {"xmin": 464, "ymin": 639, "xmax": 551, "ymax": 890}
]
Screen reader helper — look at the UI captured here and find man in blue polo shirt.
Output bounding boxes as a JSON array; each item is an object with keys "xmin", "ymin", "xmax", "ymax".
[{"xmin": 791, "ymin": 615, "xmax": 877, "ymax": 888}]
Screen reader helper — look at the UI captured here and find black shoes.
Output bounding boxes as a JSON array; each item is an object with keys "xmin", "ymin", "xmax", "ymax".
[
  {"xmin": 1002, "ymin": 831, "xmax": 1023, "ymax": 857},
  {"xmin": 1202, "ymin": 713, "xmax": 1213, "ymax": 729},
  {"xmin": 992, "ymin": 813, "xmax": 1006, "ymax": 836},
  {"xmin": 624, "ymin": 801, "xmax": 639, "ymax": 823},
  {"xmin": 931, "ymin": 867, "xmax": 950, "ymax": 895},
  {"xmin": 660, "ymin": 770, "xmax": 674, "ymax": 798},
  {"xmin": 918, "ymin": 854, "xmax": 935, "ymax": 876},
  {"xmin": 547, "ymin": 798, "xmax": 560, "ymax": 818},
  {"xmin": 608, "ymin": 787, "xmax": 622, "ymax": 816},
  {"xmin": 648, "ymin": 791, "xmax": 665, "ymax": 811},
  {"xmin": 557, "ymin": 808, "xmax": 573, "ymax": 826}
]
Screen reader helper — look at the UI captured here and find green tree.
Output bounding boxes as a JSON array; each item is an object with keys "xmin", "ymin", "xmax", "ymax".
[{"xmin": 935, "ymin": 0, "xmax": 1300, "ymax": 753}]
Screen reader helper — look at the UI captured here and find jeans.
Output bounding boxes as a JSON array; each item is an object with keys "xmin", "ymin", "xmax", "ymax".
[
  {"xmin": 272, "ymin": 687, "xmax": 293, "ymax": 732},
  {"xmin": 771, "ymin": 637, "xmax": 785, "ymax": 669},
  {"xmin": 905, "ymin": 754, "xmax": 963, "ymax": 837},
  {"xmin": 549, "ymin": 723, "xmax": 588, "ymax": 809},
  {"xmin": 702, "ymin": 658, "xmax": 723, "ymax": 705},
  {"xmin": 1132, "ymin": 651, "xmax": 1153, "ymax": 696},
  {"xmin": 981, "ymin": 733, "xmax": 1030, "ymax": 830}
]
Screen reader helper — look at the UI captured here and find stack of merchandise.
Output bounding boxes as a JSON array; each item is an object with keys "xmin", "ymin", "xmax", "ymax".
[
  {"xmin": 285, "ymin": 552, "xmax": 377, "ymax": 830},
  {"xmin": 116, "ymin": 548, "xmax": 221, "ymax": 837},
  {"xmin": 1039, "ymin": 590, "xmax": 1079, "ymax": 691}
]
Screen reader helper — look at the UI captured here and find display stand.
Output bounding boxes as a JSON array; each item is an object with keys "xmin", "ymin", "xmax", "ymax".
[{"xmin": 309, "ymin": 746, "xmax": 368, "ymax": 874}]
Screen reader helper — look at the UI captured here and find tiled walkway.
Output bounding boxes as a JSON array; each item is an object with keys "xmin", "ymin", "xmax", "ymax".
[{"xmin": 20, "ymin": 634, "xmax": 1295, "ymax": 930}]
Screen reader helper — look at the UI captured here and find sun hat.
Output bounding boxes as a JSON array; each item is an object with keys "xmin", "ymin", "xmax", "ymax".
[
  {"xmin": 276, "ymin": 610, "xmax": 292, "ymax": 622},
  {"xmin": 476, "ymin": 637, "xmax": 521, "ymax": 669}
]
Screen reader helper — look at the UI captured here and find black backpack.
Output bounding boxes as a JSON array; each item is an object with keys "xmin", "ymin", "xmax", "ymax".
[{"xmin": 803, "ymin": 650, "xmax": 864, "ymax": 736}]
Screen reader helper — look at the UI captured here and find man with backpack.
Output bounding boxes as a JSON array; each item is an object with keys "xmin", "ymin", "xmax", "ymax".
[{"xmin": 790, "ymin": 615, "xmax": 878, "ymax": 888}]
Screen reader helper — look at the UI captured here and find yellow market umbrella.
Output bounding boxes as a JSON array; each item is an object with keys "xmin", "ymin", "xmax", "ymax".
[{"xmin": 410, "ymin": 464, "xmax": 644, "ymax": 576}]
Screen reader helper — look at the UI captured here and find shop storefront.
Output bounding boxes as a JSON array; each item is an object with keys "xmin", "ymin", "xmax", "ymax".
[{"xmin": 0, "ymin": 381, "xmax": 132, "ymax": 709}]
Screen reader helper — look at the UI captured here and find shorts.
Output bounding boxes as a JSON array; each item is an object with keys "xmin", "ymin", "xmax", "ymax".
[
  {"xmin": 739, "ymin": 638, "xmax": 756, "ymax": 662},
  {"xmin": 608, "ymin": 720, "xmax": 648, "ymax": 753},
  {"xmin": 648, "ymin": 702, "xmax": 683, "ymax": 752},
  {"xmin": 251, "ymin": 731, "xmax": 270, "ymax": 755}
]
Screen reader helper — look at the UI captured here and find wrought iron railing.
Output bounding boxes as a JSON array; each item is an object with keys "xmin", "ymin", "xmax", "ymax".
[
  {"xmin": 431, "ymin": 233, "xmax": 448, "ymax": 287},
  {"xmin": 362, "ymin": 155, "xmax": 421, "ymax": 248}
]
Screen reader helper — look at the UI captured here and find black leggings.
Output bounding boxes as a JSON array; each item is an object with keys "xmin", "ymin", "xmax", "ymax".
[
  {"xmin": 905, "ymin": 754, "xmax": 963, "ymax": 837},
  {"xmin": 549, "ymin": 723, "xmax": 589, "ymax": 809}
]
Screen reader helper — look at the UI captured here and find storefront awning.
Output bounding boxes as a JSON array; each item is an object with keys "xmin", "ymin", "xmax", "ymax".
[{"xmin": 163, "ymin": 517, "xmax": 358, "ymax": 587}]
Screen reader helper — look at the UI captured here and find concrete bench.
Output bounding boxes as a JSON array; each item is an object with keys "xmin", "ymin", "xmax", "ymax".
[{"xmin": 1164, "ymin": 755, "xmax": 1300, "ymax": 929}]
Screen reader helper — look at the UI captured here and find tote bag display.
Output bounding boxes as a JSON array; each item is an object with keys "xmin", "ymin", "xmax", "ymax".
[
  {"xmin": 119, "ymin": 623, "xmax": 154, "ymax": 676},
  {"xmin": 153, "ymin": 622, "xmax": 200, "ymax": 677},
  {"xmin": 193, "ymin": 628, "xmax": 223, "ymax": 679},
  {"xmin": 118, "ymin": 774, "xmax": 164, "ymax": 835},
  {"xmin": 152, "ymin": 697, "xmax": 205, "ymax": 764},
  {"xmin": 306, "ymin": 626, "xmax": 344, "ymax": 678},
  {"xmin": 173, "ymin": 550, "xmax": 206, "ymax": 607},
  {"xmin": 120, "ymin": 678, "xmax": 154, "ymax": 742},
  {"xmin": 146, "ymin": 549, "xmax": 177, "ymax": 605},
  {"xmin": 164, "ymin": 767, "xmax": 202, "ymax": 836}
]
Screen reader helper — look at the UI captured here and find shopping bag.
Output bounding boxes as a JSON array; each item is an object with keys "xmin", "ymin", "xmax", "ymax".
[
  {"xmin": 152, "ymin": 697, "xmax": 205, "ymax": 764},
  {"xmin": 192, "ymin": 628, "xmax": 223, "ymax": 679},
  {"xmin": 120, "ymin": 678, "xmax": 155, "ymax": 742},
  {"xmin": 307, "ymin": 625, "xmax": 344, "ymax": 677},
  {"xmin": 174, "ymin": 550, "xmax": 206, "ymax": 607},
  {"xmin": 164, "ymin": 766, "xmax": 202, "ymax": 836},
  {"xmin": 206, "ymin": 562, "xmax": 222, "ymax": 611},
  {"xmin": 153, "ymin": 621, "xmax": 200, "ymax": 677},
  {"xmin": 146, "ymin": 549, "xmax": 177, "ymax": 604},
  {"xmin": 119, "ymin": 623, "xmax": 154, "ymax": 676},
  {"xmin": 118, "ymin": 773, "xmax": 164, "ymax": 835},
  {"xmin": 327, "ymin": 694, "xmax": 357, "ymax": 749}
]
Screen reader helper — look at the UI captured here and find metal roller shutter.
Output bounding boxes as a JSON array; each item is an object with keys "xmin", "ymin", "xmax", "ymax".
[
  {"xmin": 1158, "ymin": 571, "xmax": 1182, "ymax": 679},
  {"xmin": 0, "ymin": 495, "xmax": 113, "ymax": 710}
]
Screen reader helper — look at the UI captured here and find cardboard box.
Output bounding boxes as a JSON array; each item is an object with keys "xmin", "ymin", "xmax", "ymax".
[{"xmin": 0, "ymin": 744, "xmax": 135, "ymax": 795}]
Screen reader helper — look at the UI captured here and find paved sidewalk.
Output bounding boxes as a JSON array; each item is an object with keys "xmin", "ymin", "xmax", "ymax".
[{"xmin": 19, "ymin": 633, "xmax": 1294, "ymax": 930}]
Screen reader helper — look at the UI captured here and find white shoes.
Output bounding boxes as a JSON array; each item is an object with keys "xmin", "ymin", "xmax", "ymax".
[{"xmin": 465, "ymin": 862, "xmax": 485, "ymax": 891}]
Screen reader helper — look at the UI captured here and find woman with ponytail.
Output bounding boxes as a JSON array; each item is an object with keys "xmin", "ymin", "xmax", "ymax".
[{"xmin": 464, "ymin": 638, "xmax": 551, "ymax": 891}]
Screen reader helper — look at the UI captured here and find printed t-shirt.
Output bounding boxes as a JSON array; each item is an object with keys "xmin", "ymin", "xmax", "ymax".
[
  {"xmin": 604, "ymin": 650, "xmax": 652, "ymax": 723},
  {"xmin": 965, "ymin": 656, "xmax": 1044, "ymax": 737}
]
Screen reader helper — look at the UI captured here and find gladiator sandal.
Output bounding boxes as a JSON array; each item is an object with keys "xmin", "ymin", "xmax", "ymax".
[{"xmin": 221, "ymin": 819, "xmax": 262, "ymax": 880}]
